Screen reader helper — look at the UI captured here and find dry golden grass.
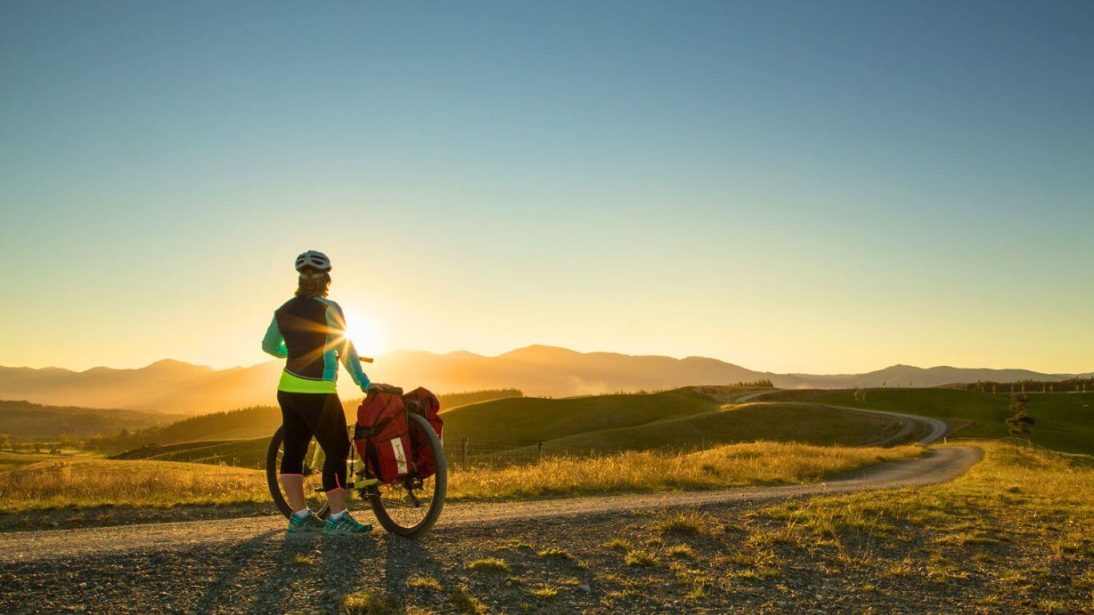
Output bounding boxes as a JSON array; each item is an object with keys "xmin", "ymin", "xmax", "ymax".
[
  {"xmin": 447, "ymin": 585, "xmax": 486, "ymax": 614},
  {"xmin": 536, "ymin": 547, "xmax": 572, "ymax": 559},
  {"xmin": 765, "ymin": 442, "xmax": 1093, "ymax": 548},
  {"xmin": 446, "ymin": 441, "xmax": 924, "ymax": 501},
  {"xmin": 750, "ymin": 442, "xmax": 1093, "ymax": 608},
  {"xmin": 0, "ymin": 441, "xmax": 923, "ymax": 514},
  {"xmin": 650, "ymin": 510, "xmax": 719, "ymax": 536},
  {"xmin": 0, "ymin": 451, "xmax": 60, "ymax": 471},
  {"xmin": 624, "ymin": 549, "xmax": 660, "ymax": 567},
  {"xmin": 528, "ymin": 585, "xmax": 559, "ymax": 600},
  {"xmin": 466, "ymin": 557, "xmax": 510, "ymax": 573},
  {"xmin": 406, "ymin": 575, "xmax": 442, "ymax": 591},
  {"xmin": 340, "ymin": 591, "xmax": 400, "ymax": 615},
  {"xmin": 665, "ymin": 543, "xmax": 696, "ymax": 559},
  {"xmin": 0, "ymin": 458, "xmax": 267, "ymax": 512}
]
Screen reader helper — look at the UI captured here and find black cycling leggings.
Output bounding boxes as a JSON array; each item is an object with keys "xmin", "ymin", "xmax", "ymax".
[{"xmin": 277, "ymin": 391, "xmax": 349, "ymax": 492}]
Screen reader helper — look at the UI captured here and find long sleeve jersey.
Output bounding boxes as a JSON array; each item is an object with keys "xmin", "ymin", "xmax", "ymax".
[{"xmin": 261, "ymin": 295, "xmax": 370, "ymax": 394}]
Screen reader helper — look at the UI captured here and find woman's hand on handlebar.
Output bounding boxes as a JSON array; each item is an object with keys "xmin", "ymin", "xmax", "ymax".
[{"xmin": 367, "ymin": 382, "xmax": 403, "ymax": 396}]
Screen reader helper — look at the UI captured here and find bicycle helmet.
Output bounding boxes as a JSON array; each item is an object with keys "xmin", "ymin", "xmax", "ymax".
[{"xmin": 295, "ymin": 250, "xmax": 331, "ymax": 273}]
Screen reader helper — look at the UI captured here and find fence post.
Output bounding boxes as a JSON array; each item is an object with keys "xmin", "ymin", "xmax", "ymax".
[
  {"xmin": 461, "ymin": 437, "xmax": 468, "ymax": 470},
  {"xmin": 537, "ymin": 441, "xmax": 543, "ymax": 461}
]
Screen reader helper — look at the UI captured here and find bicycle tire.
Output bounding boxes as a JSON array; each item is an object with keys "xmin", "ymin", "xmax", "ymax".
[
  {"xmin": 266, "ymin": 426, "xmax": 330, "ymax": 519},
  {"xmin": 368, "ymin": 412, "xmax": 447, "ymax": 537}
]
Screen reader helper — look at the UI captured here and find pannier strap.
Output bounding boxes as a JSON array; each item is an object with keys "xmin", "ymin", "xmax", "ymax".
[{"xmin": 354, "ymin": 416, "xmax": 394, "ymax": 440}]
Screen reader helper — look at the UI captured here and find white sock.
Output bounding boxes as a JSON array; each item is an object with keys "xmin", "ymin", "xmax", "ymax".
[
  {"xmin": 292, "ymin": 509, "xmax": 311, "ymax": 519},
  {"xmin": 328, "ymin": 510, "xmax": 347, "ymax": 521}
]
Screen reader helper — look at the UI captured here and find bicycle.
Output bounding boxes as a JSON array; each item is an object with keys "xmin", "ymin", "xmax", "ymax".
[{"xmin": 265, "ymin": 368, "xmax": 446, "ymax": 537}]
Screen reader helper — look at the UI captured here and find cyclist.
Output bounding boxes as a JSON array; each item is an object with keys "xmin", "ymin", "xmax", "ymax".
[{"xmin": 261, "ymin": 250, "xmax": 395, "ymax": 535}]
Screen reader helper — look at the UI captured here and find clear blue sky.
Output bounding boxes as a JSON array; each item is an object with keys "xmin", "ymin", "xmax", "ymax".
[{"xmin": 1, "ymin": 1, "xmax": 1092, "ymax": 374}]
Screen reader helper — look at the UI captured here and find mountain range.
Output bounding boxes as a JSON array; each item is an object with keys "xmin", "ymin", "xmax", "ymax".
[{"xmin": 0, "ymin": 345, "xmax": 1089, "ymax": 414}]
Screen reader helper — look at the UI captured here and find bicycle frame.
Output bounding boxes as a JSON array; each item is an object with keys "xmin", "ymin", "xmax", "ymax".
[{"xmin": 303, "ymin": 427, "xmax": 378, "ymax": 497}]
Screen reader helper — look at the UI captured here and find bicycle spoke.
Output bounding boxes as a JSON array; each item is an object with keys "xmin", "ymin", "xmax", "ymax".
[{"xmin": 367, "ymin": 413, "xmax": 446, "ymax": 535}]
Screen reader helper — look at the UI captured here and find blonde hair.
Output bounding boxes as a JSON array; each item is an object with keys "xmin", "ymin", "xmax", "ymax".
[{"xmin": 295, "ymin": 271, "xmax": 331, "ymax": 298}]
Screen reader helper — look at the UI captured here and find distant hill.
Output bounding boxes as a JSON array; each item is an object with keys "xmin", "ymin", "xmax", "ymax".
[
  {"xmin": 0, "ymin": 360, "xmax": 274, "ymax": 414},
  {"xmin": 0, "ymin": 400, "xmax": 181, "ymax": 439},
  {"xmin": 791, "ymin": 364, "xmax": 1089, "ymax": 389},
  {"xmin": 381, "ymin": 345, "xmax": 775, "ymax": 398},
  {"xmin": 0, "ymin": 345, "xmax": 1088, "ymax": 414}
]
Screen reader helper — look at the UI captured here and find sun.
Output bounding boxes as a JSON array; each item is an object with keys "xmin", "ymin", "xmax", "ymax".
[{"xmin": 342, "ymin": 311, "xmax": 386, "ymax": 356}]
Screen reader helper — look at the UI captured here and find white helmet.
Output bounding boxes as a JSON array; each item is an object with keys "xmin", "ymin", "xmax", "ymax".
[{"xmin": 295, "ymin": 250, "xmax": 331, "ymax": 272}]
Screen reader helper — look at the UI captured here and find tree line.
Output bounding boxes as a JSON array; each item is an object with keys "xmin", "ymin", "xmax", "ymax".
[{"xmin": 956, "ymin": 378, "xmax": 1093, "ymax": 394}]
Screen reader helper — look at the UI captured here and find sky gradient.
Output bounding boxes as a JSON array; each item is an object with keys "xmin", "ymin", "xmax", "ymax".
[{"xmin": 1, "ymin": 1, "xmax": 1092, "ymax": 374}]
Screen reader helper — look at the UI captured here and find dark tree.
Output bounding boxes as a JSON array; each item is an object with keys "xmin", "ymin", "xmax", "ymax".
[{"xmin": 1005, "ymin": 394, "xmax": 1035, "ymax": 447}]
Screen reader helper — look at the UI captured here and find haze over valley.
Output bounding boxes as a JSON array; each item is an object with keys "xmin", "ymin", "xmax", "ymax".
[{"xmin": 2, "ymin": 345, "xmax": 1089, "ymax": 414}]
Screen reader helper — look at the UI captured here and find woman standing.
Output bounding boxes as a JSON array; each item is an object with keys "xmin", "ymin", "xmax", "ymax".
[{"xmin": 261, "ymin": 250, "xmax": 393, "ymax": 535}]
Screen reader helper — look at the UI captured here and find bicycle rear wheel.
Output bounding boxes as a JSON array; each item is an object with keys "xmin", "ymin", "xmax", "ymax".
[
  {"xmin": 266, "ymin": 426, "xmax": 330, "ymax": 519},
  {"xmin": 367, "ymin": 412, "xmax": 446, "ymax": 537}
]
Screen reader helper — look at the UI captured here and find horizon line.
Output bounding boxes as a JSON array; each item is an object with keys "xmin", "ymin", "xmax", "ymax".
[{"xmin": 2, "ymin": 343, "xmax": 1091, "ymax": 378}]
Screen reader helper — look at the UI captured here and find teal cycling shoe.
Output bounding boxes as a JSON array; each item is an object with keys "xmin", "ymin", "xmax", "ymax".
[
  {"xmin": 287, "ymin": 511, "xmax": 324, "ymax": 533},
  {"xmin": 323, "ymin": 512, "xmax": 373, "ymax": 536}
]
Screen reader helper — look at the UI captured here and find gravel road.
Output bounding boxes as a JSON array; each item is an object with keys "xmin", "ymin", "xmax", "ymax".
[{"xmin": 0, "ymin": 447, "xmax": 981, "ymax": 613}]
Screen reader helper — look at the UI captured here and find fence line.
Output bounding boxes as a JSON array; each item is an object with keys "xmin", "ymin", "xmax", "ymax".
[{"xmin": 944, "ymin": 436, "xmax": 1094, "ymax": 469}]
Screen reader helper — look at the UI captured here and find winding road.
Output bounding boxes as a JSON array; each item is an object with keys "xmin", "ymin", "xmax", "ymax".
[{"xmin": 0, "ymin": 446, "xmax": 978, "ymax": 565}]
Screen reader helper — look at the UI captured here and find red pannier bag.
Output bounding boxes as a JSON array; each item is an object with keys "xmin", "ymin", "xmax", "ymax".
[
  {"xmin": 402, "ymin": 387, "xmax": 443, "ymax": 479},
  {"xmin": 354, "ymin": 391, "xmax": 411, "ymax": 484}
]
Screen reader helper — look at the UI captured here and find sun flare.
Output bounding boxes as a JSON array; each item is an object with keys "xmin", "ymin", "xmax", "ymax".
[{"xmin": 342, "ymin": 311, "xmax": 386, "ymax": 356}]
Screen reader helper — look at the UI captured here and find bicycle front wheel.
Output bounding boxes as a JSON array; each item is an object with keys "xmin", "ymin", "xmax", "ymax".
[{"xmin": 368, "ymin": 412, "xmax": 447, "ymax": 537}]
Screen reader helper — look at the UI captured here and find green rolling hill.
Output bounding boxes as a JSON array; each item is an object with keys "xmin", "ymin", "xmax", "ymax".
[
  {"xmin": 810, "ymin": 388, "xmax": 1094, "ymax": 454},
  {"xmin": 496, "ymin": 402, "xmax": 910, "ymax": 458},
  {"xmin": 112, "ymin": 438, "xmax": 269, "ymax": 468},
  {"xmin": 111, "ymin": 385, "xmax": 1094, "ymax": 470},
  {"xmin": 108, "ymin": 389, "xmax": 523, "ymax": 463},
  {"xmin": 440, "ymin": 388, "xmax": 721, "ymax": 447}
]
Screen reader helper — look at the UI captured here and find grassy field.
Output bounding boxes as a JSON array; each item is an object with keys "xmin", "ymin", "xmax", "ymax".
[
  {"xmin": 446, "ymin": 441, "xmax": 924, "ymax": 502},
  {"xmin": 812, "ymin": 389, "xmax": 1094, "ymax": 454},
  {"xmin": 0, "ymin": 458, "xmax": 268, "ymax": 512},
  {"xmin": 0, "ymin": 450, "xmax": 59, "ymax": 471},
  {"xmin": 504, "ymin": 402, "xmax": 910, "ymax": 457},
  {"xmin": 420, "ymin": 442, "xmax": 1089, "ymax": 613},
  {"xmin": 441, "ymin": 388, "xmax": 721, "ymax": 446},
  {"xmin": 0, "ymin": 442, "xmax": 924, "ymax": 513},
  {"xmin": 742, "ymin": 441, "xmax": 1093, "ymax": 611}
]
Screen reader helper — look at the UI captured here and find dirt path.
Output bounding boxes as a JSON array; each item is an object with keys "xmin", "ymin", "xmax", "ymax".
[{"xmin": 0, "ymin": 447, "xmax": 979, "ymax": 565}]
